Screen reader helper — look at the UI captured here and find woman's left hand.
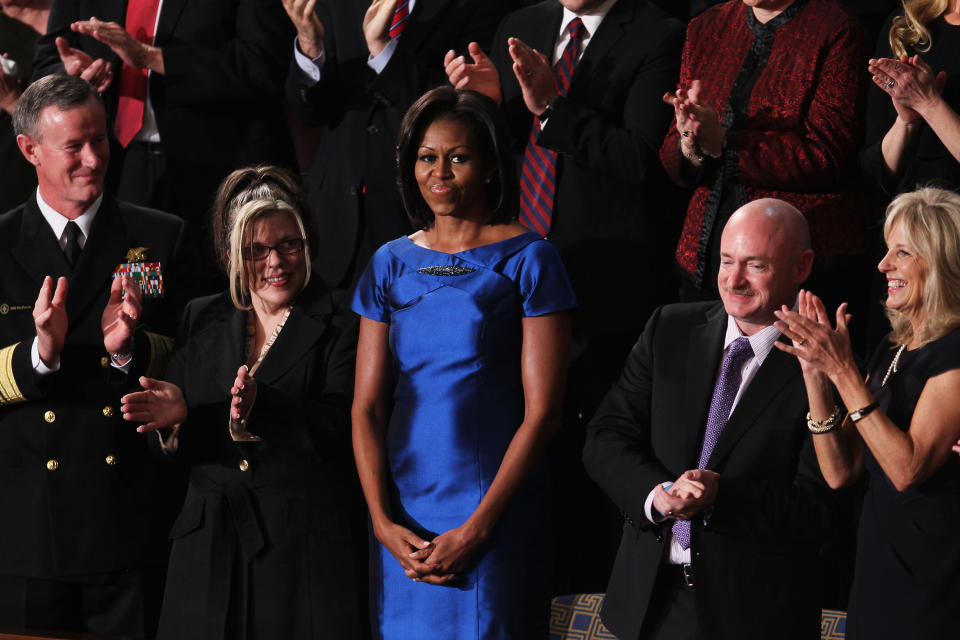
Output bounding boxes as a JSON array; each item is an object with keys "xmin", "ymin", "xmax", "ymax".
[
  {"xmin": 231, "ymin": 365, "xmax": 257, "ymax": 422},
  {"xmin": 408, "ymin": 524, "xmax": 483, "ymax": 584},
  {"xmin": 869, "ymin": 55, "xmax": 946, "ymax": 116},
  {"xmin": 773, "ymin": 292, "xmax": 855, "ymax": 381}
]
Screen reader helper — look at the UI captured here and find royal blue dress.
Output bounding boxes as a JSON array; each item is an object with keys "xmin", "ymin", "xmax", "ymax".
[{"xmin": 352, "ymin": 232, "xmax": 577, "ymax": 640}]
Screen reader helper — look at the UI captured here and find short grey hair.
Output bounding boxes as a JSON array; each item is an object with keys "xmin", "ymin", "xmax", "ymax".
[{"xmin": 12, "ymin": 74, "xmax": 102, "ymax": 139}]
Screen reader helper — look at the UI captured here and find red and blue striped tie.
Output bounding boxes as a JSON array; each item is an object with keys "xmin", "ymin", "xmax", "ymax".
[
  {"xmin": 519, "ymin": 18, "xmax": 585, "ymax": 237},
  {"xmin": 389, "ymin": 0, "xmax": 409, "ymax": 40}
]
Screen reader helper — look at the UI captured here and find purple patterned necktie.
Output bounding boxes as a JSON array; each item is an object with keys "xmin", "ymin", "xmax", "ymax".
[
  {"xmin": 518, "ymin": 18, "xmax": 585, "ymax": 237},
  {"xmin": 673, "ymin": 337, "xmax": 753, "ymax": 550}
]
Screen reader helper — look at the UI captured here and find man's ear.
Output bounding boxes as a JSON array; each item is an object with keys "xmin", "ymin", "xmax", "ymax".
[
  {"xmin": 796, "ymin": 248, "xmax": 815, "ymax": 284},
  {"xmin": 16, "ymin": 133, "xmax": 40, "ymax": 166}
]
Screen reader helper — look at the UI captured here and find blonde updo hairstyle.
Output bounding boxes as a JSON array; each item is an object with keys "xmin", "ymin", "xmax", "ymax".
[
  {"xmin": 889, "ymin": 0, "xmax": 948, "ymax": 58},
  {"xmin": 210, "ymin": 166, "xmax": 316, "ymax": 310},
  {"xmin": 883, "ymin": 187, "xmax": 960, "ymax": 347}
]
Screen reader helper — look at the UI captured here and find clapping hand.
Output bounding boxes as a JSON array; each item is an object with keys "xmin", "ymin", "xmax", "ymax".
[
  {"xmin": 508, "ymin": 37, "xmax": 555, "ymax": 117},
  {"xmin": 33, "ymin": 276, "xmax": 69, "ymax": 369},
  {"xmin": 773, "ymin": 291, "xmax": 855, "ymax": 382},
  {"xmin": 663, "ymin": 79, "xmax": 725, "ymax": 163},
  {"xmin": 869, "ymin": 54, "xmax": 946, "ymax": 122},
  {"xmin": 444, "ymin": 42, "xmax": 501, "ymax": 104},
  {"xmin": 70, "ymin": 18, "xmax": 164, "ymax": 73},
  {"xmin": 55, "ymin": 36, "xmax": 114, "ymax": 92},
  {"xmin": 283, "ymin": 0, "xmax": 324, "ymax": 59},
  {"xmin": 362, "ymin": 0, "xmax": 395, "ymax": 59},
  {"xmin": 652, "ymin": 469, "xmax": 720, "ymax": 521},
  {"xmin": 230, "ymin": 365, "xmax": 257, "ymax": 423},
  {"xmin": 122, "ymin": 376, "xmax": 187, "ymax": 433},
  {"xmin": 102, "ymin": 275, "xmax": 141, "ymax": 359}
]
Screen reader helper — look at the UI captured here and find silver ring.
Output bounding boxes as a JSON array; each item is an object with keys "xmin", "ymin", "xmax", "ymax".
[
  {"xmin": 525, "ymin": 70, "xmax": 533, "ymax": 78},
  {"xmin": 886, "ymin": 79, "xmax": 895, "ymax": 89},
  {"xmin": 682, "ymin": 130, "xmax": 690, "ymax": 138}
]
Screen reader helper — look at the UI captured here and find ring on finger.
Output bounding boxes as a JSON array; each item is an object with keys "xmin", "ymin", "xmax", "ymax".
[
  {"xmin": 796, "ymin": 337, "xmax": 806, "ymax": 346},
  {"xmin": 682, "ymin": 130, "xmax": 690, "ymax": 137},
  {"xmin": 886, "ymin": 79, "xmax": 895, "ymax": 89}
]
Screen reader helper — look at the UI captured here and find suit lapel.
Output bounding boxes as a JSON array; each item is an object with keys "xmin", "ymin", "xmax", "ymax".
[
  {"xmin": 65, "ymin": 198, "xmax": 127, "ymax": 321},
  {"xmin": 192, "ymin": 301, "xmax": 247, "ymax": 392},
  {"xmin": 252, "ymin": 289, "xmax": 331, "ymax": 386},
  {"xmin": 680, "ymin": 304, "xmax": 726, "ymax": 468},
  {"xmin": 707, "ymin": 339, "xmax": 800, "ymax": 469},
  {"xmin": 570, "ymin": 0, "xmax": 631, "ymax": 89},
  {"xmin": 11, "ymin": 197, "xmax": 71, "ymax": 288}
]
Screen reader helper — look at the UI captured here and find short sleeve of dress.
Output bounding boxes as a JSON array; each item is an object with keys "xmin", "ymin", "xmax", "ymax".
[
  {"xmin": 350, "ymin": 244, "xmax": 395, "ymax": 322},
  {"xmin": 512, "ymin": 239, "xmax": 578, "ymax": 317},
  {"xmin": 923, "ymin": 328, "xmax": 960, "ymax": 379}
]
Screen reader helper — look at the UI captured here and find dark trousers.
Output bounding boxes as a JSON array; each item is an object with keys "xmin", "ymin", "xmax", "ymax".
[
  {"xmin": 638, "ymin": 566, "xmax": 702, "ymax": 640},
  {"xmin": 0, "ymin": 570, "xmax": 150, "ymax": 638}
]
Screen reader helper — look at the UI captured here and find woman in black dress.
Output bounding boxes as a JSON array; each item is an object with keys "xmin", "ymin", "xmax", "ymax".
[
  {"xmin": 120, "ymin": 166, "xmax": 364, "ymax": 639},
  {"xmin": 774, "ymin": 187, "xmax": 960, "ymax": 638}
]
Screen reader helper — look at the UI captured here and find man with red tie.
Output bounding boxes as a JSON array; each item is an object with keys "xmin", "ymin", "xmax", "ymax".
[
  {"xmin": 444, "ymin": 0, "xmax": 685, "ymax": 592},
  {"xmin": 31, "ymin": 0, "xmax": 296, "ymax": 283}
]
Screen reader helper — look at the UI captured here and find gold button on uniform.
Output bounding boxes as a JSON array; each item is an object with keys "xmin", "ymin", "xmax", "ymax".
[
  {"xmin": 46, "ymin": 459, "xmax": 59, "ymax": 471},
  {"xmin": 102, "ymin": 406, "xmax": 115, "ymax": 418},
  {"xmin": 105, "ymin": 455, "xmax": 118, "ymax": 466},
  {"xmin": 100, "ymin": 356, "xmax": 110, "ymax": 368},
  {"xmin": 238, "ymin": 459, "xmax": 250, "ymax": 472},
  {"xmin": 43, "ymin": 411, "xmax": 56, "ymax": 423}
]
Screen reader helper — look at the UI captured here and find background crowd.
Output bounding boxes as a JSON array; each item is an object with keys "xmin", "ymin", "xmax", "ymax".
[{"xmin": 1, "ymin": 0, "xmax": 959, "ymax": 638}]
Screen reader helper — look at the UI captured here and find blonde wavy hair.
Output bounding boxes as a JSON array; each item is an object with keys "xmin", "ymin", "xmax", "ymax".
[
  {"xmin": 889, "ymin": 0, "xmax": 948, "ymax": 58},
  {"xmin": 883, "ymin": 187, "xmax": 960, "ymax": 347},
  {"xmin": 226, "ymin": 198, "xmax": 312, "ymax": 310}
]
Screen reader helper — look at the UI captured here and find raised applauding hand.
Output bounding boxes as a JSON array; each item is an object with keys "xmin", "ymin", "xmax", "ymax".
[
  {"xmin": 55, "ymin": 36, "xmax": 114, "ymax": 92},
  {"xmin": 102, "ymin": 275, "xmax": 141, "ymax": 360},
  {"xmin": 282, "ymin": 0, "xmax": 324, "ymax": 59},
  {"xmin": 663, "ymin": 79, "xmax": 725, "ymax": 164},
  {"xmin": 444, "ymin": 42, "xmax": 501, "ymax": 104},
  {"xmin": 121, "ymin": 376, "xmax": 187, "ymax": 433},
  {"xmin": 33, "ymin": 276, "xmax": 69, "ymax": 369}
]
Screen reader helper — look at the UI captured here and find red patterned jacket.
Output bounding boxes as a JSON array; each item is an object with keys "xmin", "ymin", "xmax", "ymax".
[{"xmin": 661, "ymin": 0, "xmax": 870, "ymax": 285}]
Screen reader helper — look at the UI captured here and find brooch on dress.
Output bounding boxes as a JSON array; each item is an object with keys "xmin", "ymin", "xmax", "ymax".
[
  {"xmin": 417, "ymin": 265, "xmax": 476, "ymax": 276},
  {"xmin": 112, "ymin": 247, "xmax": 165, "ymax": 298}
]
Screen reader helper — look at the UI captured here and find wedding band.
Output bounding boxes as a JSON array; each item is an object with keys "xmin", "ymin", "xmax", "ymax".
[
  {"xmin": 886, "ymin": 79, "xmax": 895, "ymax": 88},
  {"xmin": 525, "ymin": 70, "xmax": 533, "ymax": 78},
  {"xmin": 797, "ymin": 338, "xmax": 806, "ymax": 346}
]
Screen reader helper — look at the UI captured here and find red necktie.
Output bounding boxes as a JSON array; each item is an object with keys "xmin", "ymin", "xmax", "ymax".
[
  {"xmin": 389, "ymin": 0, "xmax": 409, "ymax": 40},
  {"xmin": 114, "ymin": 0, "xmax": 161, "ymax": 148},
  {"xmin": 518, "ymin": 18, "xmax": 585, "ymax": 237}
]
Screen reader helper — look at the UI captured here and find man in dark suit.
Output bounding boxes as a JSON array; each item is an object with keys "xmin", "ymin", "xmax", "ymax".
[
  {"xmin": 0, "ymin": 74, "xmax": 196, "ymax": 637},
  {"xmin": 583, "ymin": 199, "xmax": 843, "ymax": 640},
  {"xmin": 30, "ymin": 0, "xmax": 296, "ymax": 275},
  {"xmin": 445, "ymin": 0, "xmax": 684, "ymax": 591},
  {"xmin": 283, "ymin": 0, "xmax": 514, "ymax": 288}
]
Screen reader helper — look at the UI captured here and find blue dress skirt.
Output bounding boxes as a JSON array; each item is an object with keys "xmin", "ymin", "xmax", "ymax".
[{"xmin": 352, "ymin": 232, "xmax": 577, "ymax": 639}]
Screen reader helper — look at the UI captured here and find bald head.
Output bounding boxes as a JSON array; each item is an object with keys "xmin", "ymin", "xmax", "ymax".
[{"xmin": 717, "ymin": 199, "xmax": 815, "ymax": 335}]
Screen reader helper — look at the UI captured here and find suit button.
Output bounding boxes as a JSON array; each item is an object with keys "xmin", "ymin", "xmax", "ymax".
[
  {"xmin": 46, "ymin": 459, "xmax": 59, "ymax": 471},
  {"xmin": 105, "ymin": 455, "xmax": 118, "ymax": 466},
  {"xmin": 43, "ymin": 411, "xmax": 56, "ymax": 423},
  {"xmin": 100, "ymin": 356, "xmax": 110, "ymax": 367},
  {"xmin": 238, "ymin": 459, "xmax": 250, "ymax": 472},
  {"xmin": 102, "ymin": 405, "xmax": 115, "ymax": 418}
]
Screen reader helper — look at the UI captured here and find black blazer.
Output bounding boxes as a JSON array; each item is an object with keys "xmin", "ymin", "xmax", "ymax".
[
  {"xmin": 285, "ymin": 0, "xmax": 514, "ymax": 287},
  {"xmin": 583, "ymin": 302, "xmax": 842, "ymax": 640},
  {"xmin": 490, "ymin": 0, "xmax": 684, "ymax": 334},
  {"xmin": 0, "ymin": 194, "xmax": 197, "ymax": 577},
  {"xmin": 156, "ymin": 280, "xmax": 363, "ymax": 639},
  {"xmin": 33, "ymin": 0, "xmax": 296, "ymax": 219}
]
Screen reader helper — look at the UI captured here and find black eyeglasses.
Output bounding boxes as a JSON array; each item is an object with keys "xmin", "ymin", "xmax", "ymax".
[{"xmin": 241, "ymin": 238, "xmax": 305, "ymax": 261}]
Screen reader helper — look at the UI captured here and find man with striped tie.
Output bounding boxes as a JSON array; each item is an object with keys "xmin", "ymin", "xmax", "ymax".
[{"xmin": 444, "ymin": 0, "xmax": 685, "ymax": 593}]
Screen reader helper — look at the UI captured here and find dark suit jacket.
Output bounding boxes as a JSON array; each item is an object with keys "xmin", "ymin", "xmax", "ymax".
[
  {"xmin": 583, "ymin": 302, "xmax": 842, "ymax": 640},
  {"xmin": 32, "ymin": 0, "xmax": 296, "ymax": 222},
  {"xmin": 0, "ymin": 194, "xmax": 197, "ymax": 578},
  {"xmin": 490, "ymin": 0, "xmax": 684, "ymax": 338},
  {"xmin": 157, "ymin": 281, "xmax": 363, "ymax": 639},
  {"xmin": 285, "ymin": 0, "xmax": 514, "ymax": 287}
]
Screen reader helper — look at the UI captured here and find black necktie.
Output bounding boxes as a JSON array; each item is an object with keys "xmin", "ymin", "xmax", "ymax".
[{"xmin": 63, "ymin": 221, "xmax": 82, "ymax": 268}]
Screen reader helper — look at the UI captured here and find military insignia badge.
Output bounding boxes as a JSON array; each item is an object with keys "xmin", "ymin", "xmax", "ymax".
[{"xmin": 113, "ymin": 247, "xmax": 165, "ymax": 298}]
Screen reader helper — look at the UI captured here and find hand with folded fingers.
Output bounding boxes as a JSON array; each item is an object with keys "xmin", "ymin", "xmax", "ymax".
[
  {"xmin": 773, "ymin": 290, "xmax": 855, "ymax": 381},
  {"xmin": 444, "ymin": 42, "xmax": 501, "ymax": 104},
  {"xmin": 122, "ymin": 376, "xmax": 187, "ymax": 433}
]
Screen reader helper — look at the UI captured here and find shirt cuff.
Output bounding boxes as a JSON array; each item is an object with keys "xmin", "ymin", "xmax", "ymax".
[
  {"xmin": 294, "ymin": 36, "xmax": 325, "ymax": 85},
  {"xmin": 644, "ymin": 482, "xmax": 672, "ymax": 523},
  {"xmin": 110, "ymin": 356, "xmax": 132, "ymax": 374},
  {"xmin": 31, "ymin": 336, "xmax": 59, "ymax": 376},
  {"xmin": 366, "ymin": 38, "xmax": 397, "ymax": 75}
]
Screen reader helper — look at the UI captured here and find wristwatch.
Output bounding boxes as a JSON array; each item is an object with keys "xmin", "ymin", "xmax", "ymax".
[{"xmin": 849, "ymin": 401, "xmax": 879, "ymax": 423}]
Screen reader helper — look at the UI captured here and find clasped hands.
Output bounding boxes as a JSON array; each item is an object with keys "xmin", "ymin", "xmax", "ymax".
[
  {"xmin": 378, "ymin": 520, "xmax": 483, "ymax": 586},
  {"xmin": 652, "ymin": 469, "xmax": 720, "ymax": 521},
  {"xmin": 772, "ymin": 290, "xmax": 856, "ymax": 383},
  {"xmin": 868, "ymin": 54, "xmax": 946, "ymax": 126},
  {"xmin": 662, "ymin": 79, "xmax": 725, "ymax": 165}
]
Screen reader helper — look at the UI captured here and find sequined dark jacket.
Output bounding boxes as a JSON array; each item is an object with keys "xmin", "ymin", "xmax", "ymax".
[{"xmin": 661, "ymin": 0, "xmax": 870, "ymax": 285}]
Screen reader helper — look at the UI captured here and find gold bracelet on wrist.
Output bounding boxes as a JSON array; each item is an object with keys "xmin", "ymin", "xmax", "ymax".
[{"xmin": 807, "ymin": 406, "xmax": 842, "ymax": 434}]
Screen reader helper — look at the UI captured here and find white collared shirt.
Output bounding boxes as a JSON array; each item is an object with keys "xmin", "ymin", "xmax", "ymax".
[
  {"xmin": 552, "ymin": 0, "xmax": 618, "ymax": 65},
  {"xmin": 643, "ymin": 315, "xmax": 784, "ymax": 564},
  {"xmin": 35, "ymin": 188, "xmax": 102, "ymax": 251}
]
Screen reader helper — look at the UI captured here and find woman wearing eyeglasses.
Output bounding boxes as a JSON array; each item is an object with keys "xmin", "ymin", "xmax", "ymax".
[{"xmin": 119, "ymin": 166, "xmax": 366, "ymax": 639}]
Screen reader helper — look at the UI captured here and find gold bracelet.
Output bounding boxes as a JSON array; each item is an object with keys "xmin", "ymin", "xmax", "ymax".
[{"xmin": 807, "ymin": 406, "xmax": 842, "ymax": 434}]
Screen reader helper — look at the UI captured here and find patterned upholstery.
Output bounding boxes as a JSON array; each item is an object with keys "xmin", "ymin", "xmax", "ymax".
[
  {"xmin": 821, "ymin": 609, "xmax": 847, "ymax": 640},
  {"xmin": 549, "ymin": 594, "xmax": 849, "ymax": 640},
  {"xmin": 549, "ymin": 594, "xmax": 617, "ymax": 640}
]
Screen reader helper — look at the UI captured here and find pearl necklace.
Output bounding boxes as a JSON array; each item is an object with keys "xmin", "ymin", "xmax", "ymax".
[{"xmin": 881, "ymin": 344, "xmax": 906, "ymax": 387}]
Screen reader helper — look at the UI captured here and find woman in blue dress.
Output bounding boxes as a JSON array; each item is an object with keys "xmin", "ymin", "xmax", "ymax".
[{"xmin": 351, "ymin": 87, "xmax": 577, "ymax": 639}]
